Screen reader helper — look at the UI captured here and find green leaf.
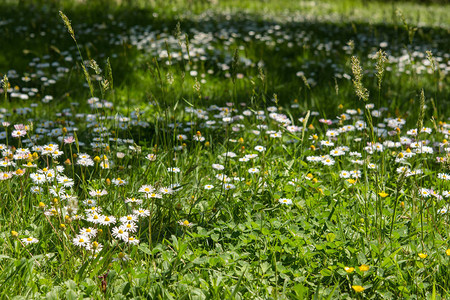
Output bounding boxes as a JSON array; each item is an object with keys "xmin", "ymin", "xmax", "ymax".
[
  {"xmin": 261, "ymin": 227, "xmax": 271, "ymax": 236},
  {"xmin": 45, "ymin": 289, "xmax": 59, "ymax": 300},
  {"xmin": 232, "ymin": 267, "xmax": 247, "ymax": 298},
  {"xmin": 326, "ymin": 233, "xmax": 336, "ymax": 242},
  {"xmin": 260, "ymin": 262, "xmax": 271, "ymax": 274},
  {"xmin": 357, "ymin": 251, "xmax": 367, "ymax": 264},
  {"xmin": 325, "ymin": 283, "xmax": 338, "ymax": 300},
  {"xmin": 320, "ymin": 268, "xmax": 332, "ymax": 277},
  {"xmin": 211, "ymin": 233, "xmax": 220, "ymax": 242},
  {"xmin": 138, "ymin": 244, "xmax": 153, "ymax": 256},
  {"xmin": 196, "ymin": 227, "xmax": 208, "ymax": 237},
  {"xmin": 65, "ymin": 280, "xmax": 77, "ymax": 291},
  {"xmin": 121, "ymin": 282, "xmax": 131, "ymax": 295},
  {"xmin": 209, "ymin": 256, "xmax": 221, "ymax": 267},
  {"xmin": 65, "ymin": 289, "xmax": 78, "ymax": 300}
]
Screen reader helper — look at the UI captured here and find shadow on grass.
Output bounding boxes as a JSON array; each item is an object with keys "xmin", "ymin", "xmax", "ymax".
[{"xmin": 0, "ymin": 1, "xmax": 448, "ymax": 118}]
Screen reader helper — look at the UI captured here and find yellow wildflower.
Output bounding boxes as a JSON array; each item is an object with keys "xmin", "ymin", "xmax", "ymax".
[
  {"xmin": 359, "ymin": 264, "xmax": 369, "ymax": 272},
  {"xmin": 352, "ymin": 285, "xmax": 364, "ymax": 293},
  {"xmin": 344, "ymin": 267, "xmax": 354, "ymax": 274}
]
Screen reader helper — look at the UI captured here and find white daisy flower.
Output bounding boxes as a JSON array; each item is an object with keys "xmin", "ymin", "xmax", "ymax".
[
  {"xmin": 133, "ymin": 208, "xmax": 150, "ymax": 217},
  {"xmin": 279, "ymin": 198, "xmax": 293, "ymax": 205},
  {"xmin": 99, "ymin": 215, "xmax": 116, "ymax": 226},
  {"xmin": 120, "ymin": 215, "xmax": 139, "ymax": 224},
  {"xmin": 126, "ymin": 236, "xmax": 140, "ymax": 245},
  {"xmin": 122, "ymin": 222, "xmax": 138, "ymax": 233},
  {"xmin": 79, "ymin": 227, "xmax": 98, "ymax": 238},
  {"xmin": 22, "ymin": 237, "xmax": 39, "ymax": 245},
  {"xmin": 248, "ymin": 167, "xmax": 260, "ymax": 174},
  {"xmin": 112, "ymin": 227, "xmax": 129, "ymax": 241},
  {"xmin": 73, "ymin": 235, "xmax": 90, "ymax": 247}
]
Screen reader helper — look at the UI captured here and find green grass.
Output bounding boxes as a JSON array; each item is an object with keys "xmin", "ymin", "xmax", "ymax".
[{"xmin": 0, "ymin": 0, "xmax": 449, "ymax": 298}]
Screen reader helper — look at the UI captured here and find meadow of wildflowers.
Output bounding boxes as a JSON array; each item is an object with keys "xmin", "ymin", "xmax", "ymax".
[{"xmin": 0, "ymin": 0, "xmax": 449, "ymax": 298}]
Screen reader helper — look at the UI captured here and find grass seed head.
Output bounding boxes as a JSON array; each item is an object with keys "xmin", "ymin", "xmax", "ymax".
[
  {"xmin": 351, "ymin": 56, "xmax": 369, "ymax": 101},
  {"xmin": 59, "ymin": 11, "xmax": 76, "ymax": 41}
]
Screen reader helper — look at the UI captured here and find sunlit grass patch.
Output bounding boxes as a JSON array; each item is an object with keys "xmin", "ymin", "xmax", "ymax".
[{"xmin": 0, "ymin": 0, "xmax": 449, "ymax": 298}]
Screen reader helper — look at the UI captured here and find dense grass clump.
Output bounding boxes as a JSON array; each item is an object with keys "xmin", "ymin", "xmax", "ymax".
[{"xmin": 0, "ymin": 0, "xmax": 449, "ymax": 298}]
